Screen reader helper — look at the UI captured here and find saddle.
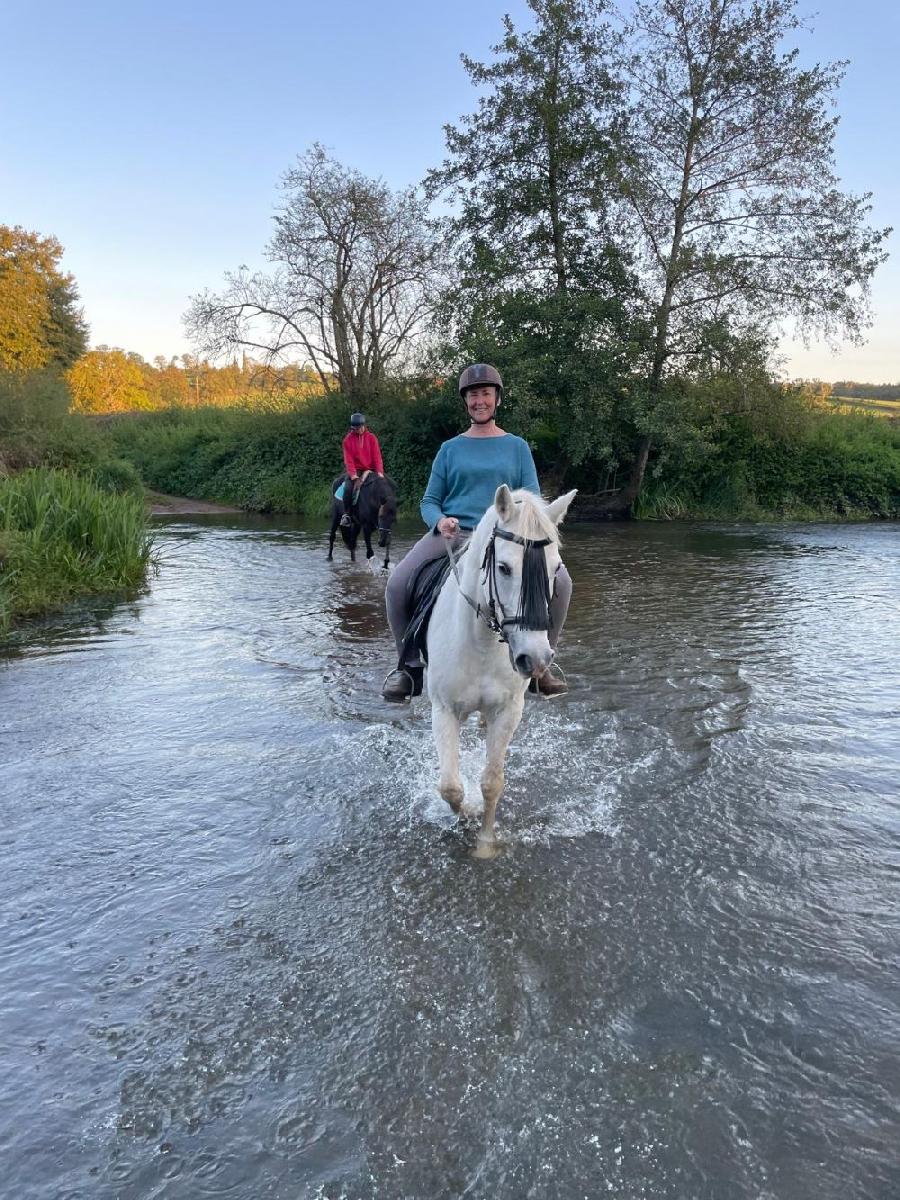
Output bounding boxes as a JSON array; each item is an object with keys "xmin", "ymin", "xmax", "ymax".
[
  {"xmin": 397, "ymin": 549, "xmax": 461, "ymax": 667},
  {"xmin": 333, "ymin": 472, "xmax": 375, "ymax": 506}
]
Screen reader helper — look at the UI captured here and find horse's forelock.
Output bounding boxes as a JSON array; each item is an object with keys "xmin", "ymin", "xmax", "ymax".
[
  {"xmin": 504, "ymin": 489, "xmax": 560, "ymax": 545},
  {"xmin": 470, "ymin": 490, "xmax": 559, "ymax": 568}
]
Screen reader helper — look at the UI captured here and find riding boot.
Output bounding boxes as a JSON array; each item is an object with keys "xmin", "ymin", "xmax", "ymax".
[
  {"xmin": 382, "ymin": 664, "xmax": 424, "ymax": 701},
  {"xmin": 528, "ymin": 665, "xmax": 568, "ymax": 697},
  {"xmin": 340, "ymin": 477, "xmax": 356, "ymax": 526}
]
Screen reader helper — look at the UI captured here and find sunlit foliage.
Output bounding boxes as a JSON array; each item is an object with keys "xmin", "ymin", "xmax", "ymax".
[{"xmin": 0, "ymin": 226, "xmax": 88, "ymax": 371}]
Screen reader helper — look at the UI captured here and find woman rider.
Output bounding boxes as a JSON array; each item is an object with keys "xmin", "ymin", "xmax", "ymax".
[
  {"xmin": 340, "ymin": 411, "xmax": 384, "ymax": 527},
  {"xmin": 382, "ymin": 363, "xmax": 572, "ymax": 700}
]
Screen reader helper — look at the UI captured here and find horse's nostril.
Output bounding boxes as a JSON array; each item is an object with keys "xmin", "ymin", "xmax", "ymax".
[{"xmin": 514, "ymin": 653, "xmax": 533, "ymax": 676}]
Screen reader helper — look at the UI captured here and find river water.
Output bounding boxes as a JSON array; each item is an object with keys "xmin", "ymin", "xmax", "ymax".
[{"xmin": 2, "ymin": 516, "xmax": 898, "ymax": 1199}]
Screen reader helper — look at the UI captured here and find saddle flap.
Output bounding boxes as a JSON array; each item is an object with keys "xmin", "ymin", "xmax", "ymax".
[{"xmin": 397, "ymin": 553, "xmax": 455, "ymax": 667}]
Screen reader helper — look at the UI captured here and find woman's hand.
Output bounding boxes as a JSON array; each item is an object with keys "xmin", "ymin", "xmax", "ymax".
[{"xmin": 437, "ymin": 516, "xmax": 459, "ymax": 538}]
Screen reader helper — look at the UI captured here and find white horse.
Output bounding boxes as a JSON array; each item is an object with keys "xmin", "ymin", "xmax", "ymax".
[{"xmin": 426, "ymin": 484, "xmax": 577, "ymax": 857}]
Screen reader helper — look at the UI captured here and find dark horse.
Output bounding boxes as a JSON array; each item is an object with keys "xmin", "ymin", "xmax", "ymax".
[{"xmin": 327, "ymin": 473, "xmax": 398, "ymax": 568}]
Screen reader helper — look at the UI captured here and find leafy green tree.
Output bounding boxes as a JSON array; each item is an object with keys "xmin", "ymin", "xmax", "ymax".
[
  {"xmin": 427, "ymin": 0, "xmax": 645, "ymax": 479},
  {"xmin": 605, "ymin": 0, "xmax": 891, "ymax": 510},
  {"xmin": 429, "ymin": 0, "xmax": 621, "ymax": 295},
  {"xmin": 45, "ymin": 275, "xmax": 89, "ymax": 369}
]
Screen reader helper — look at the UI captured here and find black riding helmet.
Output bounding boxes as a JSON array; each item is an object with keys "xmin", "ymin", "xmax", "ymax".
[
  {"xmin": 350, "ymin": 412, "xmax": 366, "ymax": 427},
  {"xmin": 459, "ymin": 363, "xmax": 503, "ymax": 402}
]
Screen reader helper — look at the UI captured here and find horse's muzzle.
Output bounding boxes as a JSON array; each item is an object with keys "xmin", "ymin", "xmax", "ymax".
[{"xmin": 514, "ymin": 650, "xmax": 553, "ymax": 678}]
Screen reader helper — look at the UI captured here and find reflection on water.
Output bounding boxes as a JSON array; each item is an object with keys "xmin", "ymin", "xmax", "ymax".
[{"xmin": 1, "ymin": 515, "xmax": 899, "ymax": 1199}]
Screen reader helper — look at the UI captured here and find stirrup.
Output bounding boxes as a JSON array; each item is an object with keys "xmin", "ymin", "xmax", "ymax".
[
  {"xmin": 528, "ymin": 662, "xmax": 567, "ymax": 699},
  {"xmin": 381, "ymin": 665, "xmax": 423, "ymax": 701}
]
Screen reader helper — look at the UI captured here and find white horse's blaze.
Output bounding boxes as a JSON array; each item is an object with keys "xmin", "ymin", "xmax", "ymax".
[{"xmin": 426, "ymin": 485, "xmax": 577, "ymax": 855}]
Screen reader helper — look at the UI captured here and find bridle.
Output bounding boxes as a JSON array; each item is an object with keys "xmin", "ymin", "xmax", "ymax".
[{"xmin": 445, "ymin": 525, "xmax": 553, "ymax": 645}]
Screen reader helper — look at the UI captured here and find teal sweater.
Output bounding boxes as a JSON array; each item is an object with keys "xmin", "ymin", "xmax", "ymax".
[{"xmin": 420, "ymin": 434, "xmax": 541, "ymax": 529}]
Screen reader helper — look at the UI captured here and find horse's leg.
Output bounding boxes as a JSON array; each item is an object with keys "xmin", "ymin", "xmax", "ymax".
[
  {"xmin": 432, "ymin": 703, "xmax": 468, "ymax": 816},
  {"xmin": 473, "ymin": 703, "xmax": 523, "ymax": 859},
  {"xmin": 363, "ymin": 526, "xmax": 374, "ymax": 560},
  {"xmin": 327, "ymin": 509, "xmax": 338, "ymax": 560}
]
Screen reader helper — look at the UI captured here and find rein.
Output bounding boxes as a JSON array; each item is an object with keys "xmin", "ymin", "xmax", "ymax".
[{"xmin": 444, "ymin": 524, "xmax": 553, "ymax": 645}]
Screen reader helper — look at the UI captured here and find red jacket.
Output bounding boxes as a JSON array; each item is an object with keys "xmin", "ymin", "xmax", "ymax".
[{"xmin": 342, "ymin": 429, "xmax": 384, "ymax": 477}]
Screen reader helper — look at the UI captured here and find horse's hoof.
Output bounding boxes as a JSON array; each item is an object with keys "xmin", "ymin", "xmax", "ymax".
[
  {"xmin": 470, "ymin": 837, "xmax": 501, "ymax": 861},
  {"xmin": 440, "ymin": 787, "xmax": 465, "ymax": 814}
]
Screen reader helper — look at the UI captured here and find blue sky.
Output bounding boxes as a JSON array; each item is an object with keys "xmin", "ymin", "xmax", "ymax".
[{"xmin": 3, "ymin": 0, "xmax": 897, "ymax": 381}]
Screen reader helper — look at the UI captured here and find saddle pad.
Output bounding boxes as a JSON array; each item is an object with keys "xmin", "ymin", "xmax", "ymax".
[
  {"xmin": 397, "ymin": 552, "xmax": 456, "ymax": 667},
  {"xmin": 333, "ymin": 476, "xmax": 374, "ymax": 503},
  {"xmin": 334, "ymin": 482, "xmax": 361, "ymax": 504}
]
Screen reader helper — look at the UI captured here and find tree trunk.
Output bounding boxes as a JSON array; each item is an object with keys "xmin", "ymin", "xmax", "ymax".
[
  {"xmin": 546, "ymin": 33, "xmax": 568, "ymax": 294},
  {"xmin": 572, "ymin": 434, "xmax": 652, "ymax": 519},
  {"xmin": 596, "ymin": 93, "xmax": 703, "ymax": 516}
]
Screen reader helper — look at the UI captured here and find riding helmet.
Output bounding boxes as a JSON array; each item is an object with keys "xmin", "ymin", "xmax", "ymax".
[
  {"xmin": 458, "ymin": 363, "xmax": 503, "ymax": 401},
  {"xmin": 350, "ymin": 412, "xmax": 366, "ymax": 427}
]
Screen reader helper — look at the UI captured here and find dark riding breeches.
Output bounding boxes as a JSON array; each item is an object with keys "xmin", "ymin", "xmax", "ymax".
[{"xmin": 342, "ymin": 476, "xmax": 356, "ymax": 515}]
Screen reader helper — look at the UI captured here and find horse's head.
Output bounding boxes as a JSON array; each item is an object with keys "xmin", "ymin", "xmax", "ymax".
[
  {"xmin": 376, "ymin": 477, "xmax": 398, "ymax": 548},
  {"xmin": 479, "ymin": 484, "xmax": 577, "ymax": 679}
]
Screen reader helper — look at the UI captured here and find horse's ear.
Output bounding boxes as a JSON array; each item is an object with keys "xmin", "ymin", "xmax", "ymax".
[
  {"xmin": 494, "ymin": 484, "xmax": 514, "ymax": 522},
  {"xmin": 546, "ymin": 489, "xmax": 578, "ymax": 525}
]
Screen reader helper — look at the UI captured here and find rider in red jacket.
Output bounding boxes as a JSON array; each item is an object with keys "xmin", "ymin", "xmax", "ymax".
[{"xmin": 340, "ymin": 412, "xmax": 384, "ymax": 526}]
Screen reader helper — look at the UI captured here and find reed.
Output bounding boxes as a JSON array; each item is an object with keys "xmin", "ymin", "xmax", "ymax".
[{"xmin": 0, "ymin": 468, "xmax": 154, "ymax": 634}]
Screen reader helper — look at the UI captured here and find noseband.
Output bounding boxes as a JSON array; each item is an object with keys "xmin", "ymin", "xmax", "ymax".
[{"xmin": 447, "ymin": 524, "xmax": 553, "ymax": 645}]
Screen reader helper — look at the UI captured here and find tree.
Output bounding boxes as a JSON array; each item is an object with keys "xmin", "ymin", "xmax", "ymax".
[
  {"xmin": 45, "ymin": 275, "xmax": 90, "ymax": 369},
  {"xmin": 67, "ymin": 347, "xmax": 151, "ymax": 413},
  {"xmin": 429, "ymin": 0, "xmax": 622, "ymax": 296},
  {"xmin": 186, "ymin": 146, "xmax": 445, "ymax": 400},
  {"xmin": 426, "ymin": 0, "xmax": 644, "ymax": 477},
  {"xmin": 603, "ymin": 0, "xmax": 891, "ymax": 511},
  {"xmin": 0, "ymin": 225, "xmax": 88, "ymax": 371}
]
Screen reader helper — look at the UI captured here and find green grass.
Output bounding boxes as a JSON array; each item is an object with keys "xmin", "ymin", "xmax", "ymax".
[
  {"xmin": 828, "ymin": 396, "xmax": 900, "ymax": 419},
  {"xmin": 0, "ymin": 468, "xmax": 154, "ymax": 635}
]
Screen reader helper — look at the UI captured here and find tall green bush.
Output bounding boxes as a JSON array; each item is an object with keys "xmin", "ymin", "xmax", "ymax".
[{"xmin": 98, "ymin": 377, "xmax": 899, "ymax": 522}]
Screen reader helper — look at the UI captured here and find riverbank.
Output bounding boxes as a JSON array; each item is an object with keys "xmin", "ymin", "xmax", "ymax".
[
  {"xmin": 97, "ymin": 396, "xmax": 900, "ymax": 523},
  {"xmin": 0, "ymin": 469, "xmax": 154, "ymax": 636},
  {"xmin": 147, "ymin": 491, "xmax": 241, "ymax": 516}
]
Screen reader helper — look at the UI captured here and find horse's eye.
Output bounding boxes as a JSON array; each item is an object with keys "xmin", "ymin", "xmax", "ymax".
[{"xmin": 498, "ymin": 562, "xmax": 512, "ymax": 577}]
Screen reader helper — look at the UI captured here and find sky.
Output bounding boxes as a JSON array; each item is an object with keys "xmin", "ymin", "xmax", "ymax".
[{"xmin": 3, "ymin": 0, "xmax": 898, "ymax": 383}]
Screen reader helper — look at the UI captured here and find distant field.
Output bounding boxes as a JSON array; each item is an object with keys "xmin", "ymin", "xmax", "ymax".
[{"xmin": 828, "ymin": 395, "xmax": 900, "ymax": 418}]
